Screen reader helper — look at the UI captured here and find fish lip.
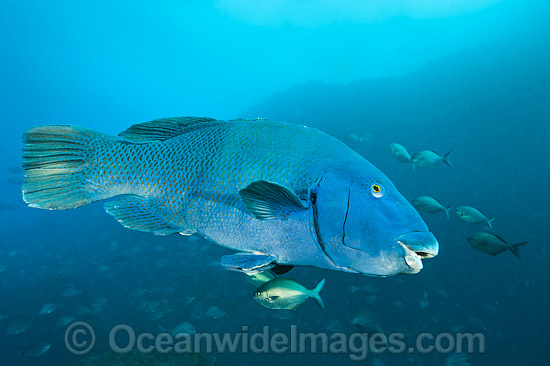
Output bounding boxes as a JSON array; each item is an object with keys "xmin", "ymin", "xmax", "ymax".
[
  {"xmin": 394, "ymin": 231, "xmax": 439, "ymax": 273},
  {"xmin": 398, "ymin": 241, "xmax": 423, "ymax": 273},
  {"xmin": 393, "ymin": 231, "xmax": 439, "ymax": 259}
]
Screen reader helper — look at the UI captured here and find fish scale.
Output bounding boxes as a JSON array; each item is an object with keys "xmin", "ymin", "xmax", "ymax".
[{"xmin": 176, "ymin": 121, "xmax": 343, "ymax": 246}]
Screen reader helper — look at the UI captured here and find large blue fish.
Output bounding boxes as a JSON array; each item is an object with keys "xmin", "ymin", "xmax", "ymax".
[{"xmin": 22, "ymin": 117, "xmax": 438, "ymax": 276}]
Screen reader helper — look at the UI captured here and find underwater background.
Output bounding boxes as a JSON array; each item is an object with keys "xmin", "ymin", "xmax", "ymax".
[{"xmin": 1, "ymin": 0, "xmax": 549, "ymax": 365}]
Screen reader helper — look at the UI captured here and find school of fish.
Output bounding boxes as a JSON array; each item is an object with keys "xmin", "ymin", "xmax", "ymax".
[{"xmin": 388, "ymin": 141, "xmax": 527, "ymax": 262}]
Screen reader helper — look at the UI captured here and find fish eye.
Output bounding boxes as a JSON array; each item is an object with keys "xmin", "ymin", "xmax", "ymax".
[{"xmin": 370, "ymin": 183, "xmax": 384, "ymax": 198}]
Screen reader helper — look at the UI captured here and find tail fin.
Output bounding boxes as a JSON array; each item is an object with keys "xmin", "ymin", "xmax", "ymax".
[
  {"xmin": 310, "ymin": 279, "xmax": 326, "ymax": 310},
  {"xmin": 487, "ymin": 217, "xmax": 495, "ymax": 229},
  {"xmin": 509, "ymin": 242, "xmax": 528, "ymax": 260},
  {"xmin": 444, "ymin": 205, "xmax": 453, "ymax": 220},
  {"xmin": 442, "ymin": 150, "xmax": 453, "ymax": 167},
  {"xmin": 22, "ymin": 125, "xmax": 116, "ymax": 210}
]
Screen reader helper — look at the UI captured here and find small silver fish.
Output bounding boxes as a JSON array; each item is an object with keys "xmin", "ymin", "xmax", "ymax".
[
  {"xmin": 39, "ymin": 303, "xmax": 57, "ymax": 315},
  {"xmin": 246, "ymin": 270, "xmax": 276, "ymax": 287},
  {"xmin": 205, "ymin": 305, "xmax": 227, "ymax": 319},
  {"xmin": 6, "ymin": 320, "xmax": 32, "ymax": 335},
  {"xmin": 254, "ymin": 278, "xmax": 325, "ymax": 310},
  {"xmin": 91, "ymin": 297, "xmax": 108, "ymax": 313},
  {"xmin": 419, "ymin": 290, "xmax": 429, "ymax": 309},
  {"xmin": 159, "ymin": 321, "xmax": 196, "ymax": 336},
  {"xmin": 455, "ymin": 206, "xmax": 494, "ymax": 228},
  {"xmin": 359, "ymin": 322, "xmax": 385, "ymax": 336},
  {"xmin": 411, "ymin": 150, "xmax": 452, "ymax": 168},
  {"xmin": 171, "ymin": 322, "xmax": 196, "ymax": 335},
  {"xmin": 19, "ymin": 341, "xmax": 51, "ymax": 357},
  {"xmin": 390, "ymin": 143, "xmax": 412, "ymax": 163},
  {"xmin": 465, "ymin": 316, "xmax": 487, "ymax": 332},
  {"xmin": 146, "ymin": 312, "xmax": 166, "ymax": 321},
  {"xmin": 343, "ymin": 133, "xmax": 365, "ymax": 144},
  {"xmin": 467, "ymin": 232, "xmax": 527, "ymax": 260},
  {"xmin": 445, "ymin": 353, "xmax": 469, "ymax": 366},
  {"xmin": 56, "ymin": 316, "xmax": 76, "ymax": 327},
  {"xmin": 8, "ymin": 166, "xmax": 22, "ymax": 173},
  {"xmin": 7, "ymin": 177, "xmax": 23, "ymax": 185},
  {"xmin": 181, "ymin": 296, "xmax": 196, "ymax": 306},
  {"xmin": 364, "ymin": 295, "xmax": 379, "ymax": 305},
  {"xmin": 61, "ymin": 287, "xmax": 82, "ymax": 297},
  {"xmin": 351, "ymin": 308, "xmax": 375, "ymax": 328},
  {"xmin": 326, "ymin": 319, "xmax": 345, "ymax": 332},
  {"xmin": 412, "ymin": 196, "xmax": 453, "ymax": 219}
]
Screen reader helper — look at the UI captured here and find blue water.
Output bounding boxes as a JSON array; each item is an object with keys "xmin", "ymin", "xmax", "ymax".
[{"xmin": 1, "ymin": 1, "xmax": 549, "ymax": 365}]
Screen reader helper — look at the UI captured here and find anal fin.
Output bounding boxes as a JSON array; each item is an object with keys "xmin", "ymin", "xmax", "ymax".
[
  {"xmin": 220, "ymin": 252, "xmax": 276, "ymax": 274},
  {"xmin": 104, "ymin": 195, "xmax": 190, "ymax": 236}
]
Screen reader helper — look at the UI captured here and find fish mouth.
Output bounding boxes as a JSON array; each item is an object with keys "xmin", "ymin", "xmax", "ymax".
[{"xmin": 394, "ymin": 231, "xmax": 439, "ymax": 274}]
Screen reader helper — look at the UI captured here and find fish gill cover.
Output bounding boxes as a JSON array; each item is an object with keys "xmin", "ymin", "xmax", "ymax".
[{"xmin": 0, "ymin": 1, "xmax": 549, "ymax": 366}]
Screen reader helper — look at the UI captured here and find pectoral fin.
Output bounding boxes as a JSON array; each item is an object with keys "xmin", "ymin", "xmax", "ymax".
[
  {"xmin": 220, "ymin": 252, "xmax": 276, "ymax": 274},
  {"xmin": 239, "ymin": 180, "xmax": 308, "ymax": 220}
]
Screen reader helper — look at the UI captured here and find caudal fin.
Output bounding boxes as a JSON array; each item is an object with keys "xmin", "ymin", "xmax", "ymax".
[
  {"xmin": 310, "ymin": 279, "xmax": 326, "ymax": 310},
  {"xmin": 444, "ymin": 205, "xmax": 453, "ymax": 220},
  {"xmin": 442, "ymin": 150, "xmax": 453, "ymax": 167},
  {"xmin": 509, "ymin": 242, "xmax": 528, "ymax": 260},
  {"xmin": 22, "ymin": 125, "xmax": 116, "ymax": 210},
  {"xmin": 487, "ymin": 217, "xmax": 495, "ymax": 229}
]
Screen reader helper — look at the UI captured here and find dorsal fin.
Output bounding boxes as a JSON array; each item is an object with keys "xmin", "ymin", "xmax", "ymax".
[
  {"xmin": 118, "ymin": 117, "xmax": 216, "ymax": 142},
  {"xmin": 232, "ymin": 117, "xmax": 273, "ymax": 123},
  {"xmin": 493, "ymin": 234, "xmax": 508, "ymax": 244}
]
